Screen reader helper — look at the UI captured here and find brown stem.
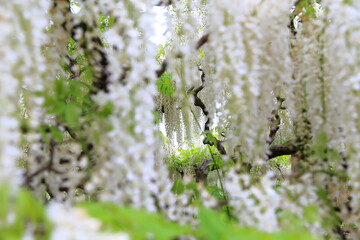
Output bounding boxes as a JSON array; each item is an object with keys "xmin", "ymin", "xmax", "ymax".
[
  {"xmin": 155, "ymin": 0, "xmax": 172, "ymax": 6},
  {"xmin": 24, "ymin": 139, "xmax": 64, "ymax": 189},
  {"xmin": 193, "ymin": 67, "xmax": 227, "ymax": 155},
  {"xmin": 196, "ymin": 33, "xmax": 209, "ymax": 50},
  {"xmin": 267, "ymin": 140, "xmax": 297, "ymax": 160},
  {"xmin": 156, "ymin": 60, "xmax": 168, "ymax": 78},
  {"xmin": 268, "ymin": 96, "xmax": 285, "ymax": 145},
  {"xmin": 195, "ymin": 159, "xmax": 220, "ymax": 183}
]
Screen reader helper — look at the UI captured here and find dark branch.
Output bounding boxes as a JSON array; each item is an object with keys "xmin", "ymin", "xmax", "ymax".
[
  {"xmin": 24, "ymin": 139, "xmax": 56, "ymax": 188},
  {"xmin": 156, "ymin": 60, "xmax": 168, "ymax": 78},
  {"xmin": 268, "ymin": 96, "xmax": 285, "ymax": 145},
  {"xmin": 195, "ymin": 159, "xmax": 220, "ymax": 183},
  {"xmin": 24, "ymin": 139, "xmax": 64, "ymax": 189},
  {"xmin": 267, "ymin": 140, "xmax": 297, "ymax": 160},
  {"xmin": 294, "ymin": 0, "xmax": 305, "ymax": 6},
  {"xmin": 155, "ymin": 0, "xmax": 172, "ymax": 6},
  {"xmin": 196, "ymin": 33, "xmax": 209, "ymax": 50},
  {"xmin": 65, "ymin": 126, "xmax": 77, "ymax": 140},
  {"xmin": 193, "ymin": 67, "xmax": 227, "ymax": 155},
  {"xmin": 268, "ymin": 109, "xmax": 280, "ymax": 144}
]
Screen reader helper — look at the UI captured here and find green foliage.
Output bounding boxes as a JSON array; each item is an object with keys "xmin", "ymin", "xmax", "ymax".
[
  {"xmin": 303, "ymin": 205, "xmax": 321, "ymax": 224},
  {"xmin": 97, "ymin": 13, "xmax": 115, "ymax": 48},
  {"xmin": 207, "ymin": 185, "xmax": 226, "ymax": 201},
  {"xmin": 156, "ymin": 72, "xmax": 174, "ymax": 97},
  {"xmin": 35, "ymin": 36, "xmax": 116, "ymax": 143},
  {"xmin": 155, "ymin": 44, "xmax": 175, "ymax": 97},
  {"xmin": 66, "ymin": 39, "xmax": 77, "ymax": 56},
  {"xmin": 277, "ymin": 189, "xmax": 335, "ymax": 236},
  {"xmin": 78, "ymin": 202, "xmax": 192, "ymax": 240},
  {"xmin": 97, "ymin": 101, "xmax": 114, "ymax": 118},
  {"xmin": 198, "ymin": 207, "xmax": 318, "ymax": 240},
  {"xmin": 49, "ymin": 125, "xmax": 64, "ymax": 143},
  {"xmin": 278, "ymin": 209, "xmax": 315, "ymax": 234},
  {"xmin": 294, "ymin": 0, "xmax": 317, "ymax": 18},
  {"xmin": 310, "ymin": 132, "xmax": 341, "ymax": 161},
  {"xmin": 269, "ymin": 155, "xmax": 291, "ymax": 168},
  {"xmin": 165, "ymin": 143, "xmax": 222, "ymax": 175},
  {"xmin": 78, "ymin": 201, "xmax": 318, "ymax": 240},
  {"xmin": 203, "ymin": 131, "xmax": 218, "ymax": 146},
  {"xmin": 198, "ymin": 48, "xmax": 204, "ymax": 59},
  {"xmin": 0, "ymin": 186, "xmax": 52, "ymax": 240},
  {"xmin": 43, "ymin": 78, "xmax": 91, "ymax": 129},
  {"xmin": 171, "ymin": 179, "xmax": 185, "ymax": 194},
  {"xmin": 156, "ymin": 44, "xmax": 166, "ymax": 64},
  {"xmin": 315, "ymin": 188, "xmax": 342, "ymax": 231}
]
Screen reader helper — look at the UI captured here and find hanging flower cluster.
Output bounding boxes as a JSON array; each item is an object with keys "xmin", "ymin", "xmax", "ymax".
[
  {"xmin": 0, "ymin": 0, "xmax": 50, "ymax": 187},
  {"xmin": 206, "ymin": 0, "xmax": 293, "ymax": 162},
  {"xmin": 73, "ymin": 0, "xmax": 198, "ymax": 223},
  {"xmin": 320, "ymin": 0, "xmax": 360, "ymax": 235},
  {"xmin": 157, "ymin": 0, "xmax": 208, "ymax": 150},
  {"xmin": 23, "ymin": 0, "xmax": 91, "ymax": 203}
]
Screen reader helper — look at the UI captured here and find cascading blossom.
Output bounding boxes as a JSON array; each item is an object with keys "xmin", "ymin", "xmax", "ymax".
[
  {"xmin": 0, "ymin": 0, "xmax": 49, "ymax": 187},
  {"xmin": 321, "ymin": 0, "xmax": 360, "ymax": 234},
  {"xmin": 23, "ymin": 0, "xmax": 92, "ymax": 203},
  {"xmin": 86, "ymin": 0, "xmax": 161, "ymax": 210},
  {"xmin": 84, "ymin": 0, "xmax": 197, "ymax": 223},
  {"xmin": 225, "ymin": 169, "xmax": 328, "ymax": 235},
  {"xmin": 206, "ymin": 0, "xmax": 293, "ymax": 162},
  {"xmin": 158, "ymin": 0, "xmax": 207, "ymax": 149}
]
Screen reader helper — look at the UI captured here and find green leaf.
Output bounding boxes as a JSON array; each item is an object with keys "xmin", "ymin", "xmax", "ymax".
[
  {"xmin": 316, "ymin": 188, "xmax": 341, "ymax": 228},
  {"xmin": 314, "ymin": 132, "xmax": 328, "ymax": 149},
  {"xmin": 207, "ymin": 186, "xmax": 226, "ymax": 201},
  {"xmin": 49, "ymin": 126, "xmax": 63, "ymax": 143},
  {"xmin": 199, "ymin": 207, "xmax": 227, "ymax": 240},
  {"xmin": 303, "ymin": 205, "xmax": 320, "ymax": 224},
  {"xmin": 66, "ymin": 39, "xmax": 77, "ymax": 56},
  {"xmin": 156, "ymin": 72, "xmax": 174, "ymax": 97},
  {"xmin": 78, "ymin": 202, "xmax": 191, "ymax": 240},
  {"xmin": 65, "ymin": 105, "xmax": 80, "ymax": 128},
  {"xmin": 97, "ymin": 102, "xmax": 114, "ymax": 118},
  {"xmin": 0, "ymin": 185, "xmax": 52, "ymax": 240},
  {"xmin": 171, "ymin": 179, "xmax": 184, "ymax": 194}
]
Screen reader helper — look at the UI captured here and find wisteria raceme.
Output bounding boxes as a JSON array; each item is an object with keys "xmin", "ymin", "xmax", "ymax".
[
  {"xmin": 207, "ymin": 0, "xmax": 292, "ymax": 162},
  {"xmin": 83, "ymin": 0, "xmax": 197, "ymax": 223},
  {"xmin": 0, "ymin": 0, "xmax": 49, "ymax": 187},
  {"xmin": 86, "ymin": 0, "xmax": 160, "ymax": 208},
  {"xmin": 288, "ymin": 3, "xmax": 352, "ymax": 227},
  {"xmin": 158, "ymin": 0, "xmax": 208, "ymax": 149},
  {"xmin": 166, "ymin": 0, "xmax": 204, "ymax": 95},
  {"xmin": 23, "ymin": 0, "xmax": 91, "ymax": 203},
  {"xmin": 321, "ymin": 0, "xmax": 360, "ymax": 236},
  {"xmin": 224, "ymin": 170, "xmax": 327, "ymax": 234}
]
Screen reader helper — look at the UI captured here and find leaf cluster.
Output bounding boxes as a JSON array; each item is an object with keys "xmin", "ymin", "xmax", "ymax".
[
  {"xmin": 79, "ymin": 202, "xmax": 319, "ymax": 240},
  {"xmin": 157, "ymin": 72, "xmax": 175, "ymax": 97},
  {"xmin": 165, "ymin": 143, "xmax": 222, "ymax": 175},
  {"xmin": 0, "ymin": 186, "xmax": 52, "ymax": 240}
]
